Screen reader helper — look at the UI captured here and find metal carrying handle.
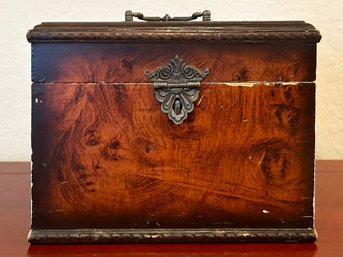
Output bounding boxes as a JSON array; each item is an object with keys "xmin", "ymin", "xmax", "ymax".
[{"xmin": 125, "ymin": 10, "xmax": 211, "ymax": 22}]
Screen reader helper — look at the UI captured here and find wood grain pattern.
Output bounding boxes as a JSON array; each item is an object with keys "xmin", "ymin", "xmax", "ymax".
[
  {"xmin": 31, "ymin": 43, "xmax": 316, "ymax": 83},
  {"xmin": 2, "ymin": 161, "xmax": 343, "ymax": 256},
  {"xmin": 31, "ymin": 82, "xmax": 315, "ymax": 230}
]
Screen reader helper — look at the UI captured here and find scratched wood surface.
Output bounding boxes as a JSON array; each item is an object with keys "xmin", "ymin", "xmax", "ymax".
[
  {"xmin": 31, "ymin": 43, "xmax": 316, "ymax": 83},
  {"xmin": 3, "ymin": 161, "xmax": 343, "ymax": 257},
  {"xmin": 31, "ymin": 82, "xmax": 315, "ymax": 229}
]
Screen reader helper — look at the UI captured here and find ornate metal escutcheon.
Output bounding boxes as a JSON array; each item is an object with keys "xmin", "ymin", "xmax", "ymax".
[{"xmin": 145, "ymin": 56, "xmax": 209, "ymax": 125}]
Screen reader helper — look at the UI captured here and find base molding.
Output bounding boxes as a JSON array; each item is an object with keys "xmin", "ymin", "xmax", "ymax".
[{"xmin": 28, "ymin": 228, "xmax": 317, "ymax": 244}]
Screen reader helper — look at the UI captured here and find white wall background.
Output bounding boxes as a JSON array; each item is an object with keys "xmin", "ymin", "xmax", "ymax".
[{"xmin": 0, "ymin": 0, "xmax": 342, "ymax": 161}]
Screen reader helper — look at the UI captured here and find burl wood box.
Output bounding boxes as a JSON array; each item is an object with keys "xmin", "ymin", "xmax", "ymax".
[{"xmin": 27, "ymin": 10, "xmax": 321, "ymax": 243}]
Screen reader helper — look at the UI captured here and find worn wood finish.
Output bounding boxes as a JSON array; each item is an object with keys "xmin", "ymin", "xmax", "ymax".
[
  {"xmin": 28, "ymin": 19, "xmax": 320, "ymax": 243},
  {"xmin": 26, "ymin": 21, "xmax": 321, "ymax": 43},
  {"xmin": 31, "ymin": 82, "xmax": 314, "ymax": 231},
  {"xmin": 1, "ymin": 162, "xmax": 343, "ymax": 256},
  {"xmin": 32, "ymin": 43, "xmax": 317, "ymax": 83},
  {"xmin": 28, "ymin": 228, "xmax": 316, "ymax": 244}
]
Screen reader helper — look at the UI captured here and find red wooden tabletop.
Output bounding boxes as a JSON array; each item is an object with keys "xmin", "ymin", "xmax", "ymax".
[{"xmin": 0, "ymin": 161, "xmax": 342, "ymax": 257}]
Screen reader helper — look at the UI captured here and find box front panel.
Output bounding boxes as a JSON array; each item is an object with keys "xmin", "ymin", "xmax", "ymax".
[{"xmin": 32, "ymin": 81, "xmax": 314, "ymax": 230}]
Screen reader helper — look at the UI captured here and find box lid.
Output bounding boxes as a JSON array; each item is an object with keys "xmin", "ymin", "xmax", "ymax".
[{"xmin": 27, "ymin": 11, "xmax": 321, "ymax": 43}]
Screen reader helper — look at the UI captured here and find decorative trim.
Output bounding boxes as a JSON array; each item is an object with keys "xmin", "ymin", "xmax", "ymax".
[
  {"xmin": 27, "ymin": 31, "xmax": 321, "ymax": 43},
  {"xmin": 27, "ymin": 21, "xmax": 321, "ymax": 43},
  {"xmin": 145, "ymin": 55, "xmax": 208, "ymax": 124},
  {"xmin": 28, "ymin": 228, "xmax": 317, "ymax": 244}
]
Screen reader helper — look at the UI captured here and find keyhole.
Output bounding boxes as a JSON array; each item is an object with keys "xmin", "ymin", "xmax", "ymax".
[{"xmin": 174, "ymin": 98, "xmax": 181, "ymax": 115}]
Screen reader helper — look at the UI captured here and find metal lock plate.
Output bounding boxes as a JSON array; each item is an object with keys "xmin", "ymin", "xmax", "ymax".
[{"xmin": 145, "ymin": 55, "xmax": 209, "ymax": 124}]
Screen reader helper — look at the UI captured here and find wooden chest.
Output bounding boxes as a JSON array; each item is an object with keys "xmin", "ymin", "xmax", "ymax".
[{"xmin": 27, "ymin": 11, "xmax": 321, "ymax": 243}]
